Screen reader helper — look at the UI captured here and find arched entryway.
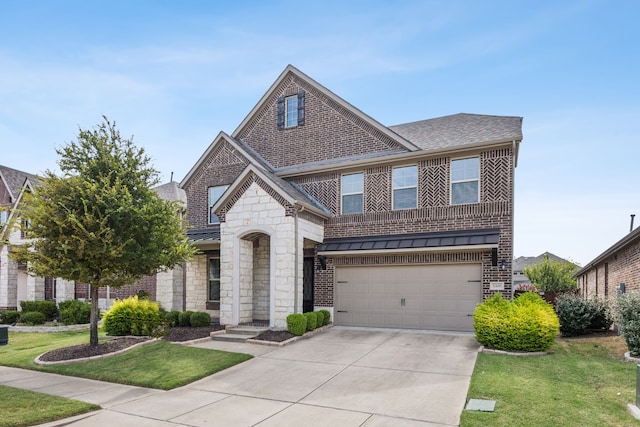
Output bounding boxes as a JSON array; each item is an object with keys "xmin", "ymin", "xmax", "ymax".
[{"xmin": 235, "ymin": 230, "xmax": 274, "ymax": 326}]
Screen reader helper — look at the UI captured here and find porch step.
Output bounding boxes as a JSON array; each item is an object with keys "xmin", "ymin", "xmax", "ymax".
[{"xmin": 211, "ymin": 326, "xmax": 269, "ymax": 343}]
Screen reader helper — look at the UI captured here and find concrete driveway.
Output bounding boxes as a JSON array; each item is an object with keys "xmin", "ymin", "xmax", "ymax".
[{"xmin": 8, "ymin": 327, "xmax": 480, "ymax": 426}]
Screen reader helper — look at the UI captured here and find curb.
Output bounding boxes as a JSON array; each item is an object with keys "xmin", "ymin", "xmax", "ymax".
[
  {"xmin": 246, "ymin": 324, "xmax": 333, "ymax": 347},
  {"xmin": 480, "ymin": 346, "xmax": 548, "ymax": 356},
  {"xmin": 34, "ymin": 338, "xmax": 158, "ymax": 365}
]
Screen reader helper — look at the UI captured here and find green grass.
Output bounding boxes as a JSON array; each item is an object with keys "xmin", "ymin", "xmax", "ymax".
[
  {"xmin": 461, "ymin": 336, "xmax": 639, "ymax": 427},
  {"xmin": 0, "ymin": 385, "xmax": 99, "ymax": 427},
  {"xmin": 1, "ymin": 331, "xmax": 253, "ymax": 390}
]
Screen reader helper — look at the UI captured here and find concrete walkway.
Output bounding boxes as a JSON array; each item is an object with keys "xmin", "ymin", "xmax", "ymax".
[{"xmin": 1, "ymin": 327, "xmax": 480, "ymax": 426}]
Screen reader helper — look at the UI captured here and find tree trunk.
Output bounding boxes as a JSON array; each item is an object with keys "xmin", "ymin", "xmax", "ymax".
[{"xmin": 90, "ymin": 285, "xmax": 100, "ymax": 347}]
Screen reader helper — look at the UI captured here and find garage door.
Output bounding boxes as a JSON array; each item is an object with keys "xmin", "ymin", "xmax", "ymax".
[{"xmin": 335, "ymin": 264, "xmax": 482, "ymax": 331}]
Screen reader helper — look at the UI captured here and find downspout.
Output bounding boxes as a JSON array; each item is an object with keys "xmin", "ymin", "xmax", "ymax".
[{"xmin": 510, "ymin": 140, "xmax": 516, "ymax": 298}]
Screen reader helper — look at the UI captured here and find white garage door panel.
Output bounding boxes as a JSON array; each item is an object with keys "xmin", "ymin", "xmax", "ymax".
[{"xmin": 335, "ymin": 264, "xmax": 482, "ymax": 331}]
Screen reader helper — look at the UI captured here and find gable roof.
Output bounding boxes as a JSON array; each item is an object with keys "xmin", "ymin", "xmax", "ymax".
[
  {"xmin": 231, "ymin": 64, "xmax": 420, "ymax": 152},
  {"xmin": 212, "ymin": 163, "xmax": 332, "ymax": 219},
  {"xmin": 513, "ymin": 252, "xmax": 576, "ymax": 272},
  {"xmin": 0, "ymin": 165, "xmax": 38, "ymax": 203},
  {"xmin": 574, "ymin": 227, "xmax": 640, "ymax": 277},
  {"xmin": 389, "ymin": 113, "xmax": 523, "ymax": 152}
]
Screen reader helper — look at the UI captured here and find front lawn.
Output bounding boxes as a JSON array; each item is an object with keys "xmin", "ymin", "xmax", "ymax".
[
  {"xmin": 1, "ymin": 331, "xmax": 252, "ymax": 390},
  {"xmin": 0, "ymin": 385, "xmax": 99, "ymax": 427},
  {"xmin": 461, "ymin": 333, "xmax": 638, "ymax": 426}
]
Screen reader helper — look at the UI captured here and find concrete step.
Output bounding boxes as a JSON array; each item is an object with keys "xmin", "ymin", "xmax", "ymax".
[
  {"xmin": 210, "ymin": 326, "xmax": 269, "ymax": 343},
  {"xmin": 227, "ymin": 327, "xmax": 269, "ymax": 336}
]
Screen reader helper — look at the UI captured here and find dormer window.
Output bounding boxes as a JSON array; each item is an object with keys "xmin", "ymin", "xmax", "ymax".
[{"xmin": 277, "ymin": 91, "xmax": 305, "ymax": 129}]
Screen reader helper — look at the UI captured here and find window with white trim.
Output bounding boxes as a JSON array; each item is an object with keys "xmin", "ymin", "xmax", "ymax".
[
  {"xmin": 208, "ymin": 185, "xmax": 229, "ymax": 224},
  {"xmin": 451, "ymin": 157, "xmax": 479, "ymax": 205},
  {"xmin": 208, "ymin": 257, "xmax": 220, "ymax": 302},
  {"xmin": 285, "ymin": 96, "xmax": 298, "ymax": 128},
  {"xmin": 341, "ymin": 173, "xmax": 364, "ymax": 214},
  {"xmin": 277, "ymin": 91, "xmax": 305, "ymax": 129},
  {"xmin": 392, "ymin": 165, "xmax": 418, "ymax": 210},
  {"xmin": 0, "ymin": 210, "xmax": 7, "ymax": 226}
]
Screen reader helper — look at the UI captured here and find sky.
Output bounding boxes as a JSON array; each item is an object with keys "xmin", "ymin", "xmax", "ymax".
[{"xmin": 1, "ymin": 0, "xmax": 638, "ymax": 266}]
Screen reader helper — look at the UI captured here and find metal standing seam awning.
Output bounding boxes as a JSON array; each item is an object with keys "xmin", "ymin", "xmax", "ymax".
[
  {"xmin": 186, "ymin": 227, "xmax": 221, "ymax": 245},
  {"xmin": 316, "ymin": 228, "xmax": 500, "ymax": 256}
]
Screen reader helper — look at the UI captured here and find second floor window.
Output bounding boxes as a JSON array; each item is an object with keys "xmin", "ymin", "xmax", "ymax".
[
  {"xmin": 285, "ymin": 96, "xmax": 298, "ymax": 128},
  {"xmin": 451, "ymin": 157, "xmax": 479, "ymax": 205},
  {"xmin": 277, "ymin": 91, "xmax": 305, "ymax": 129},
  {"xmin": 392, "ymin": 165, "xmax": 417, "ymax": 210},
  {"xmin": 209, "ymin": 185, "xmax": 229, "ymax": 224},
  {"xmin": 0, "ymin": 210, "xmax": 7, "ymax": 226},
  {"xmin": 341, "ymin": 173, "xmax": 364, "ymax": 214}
]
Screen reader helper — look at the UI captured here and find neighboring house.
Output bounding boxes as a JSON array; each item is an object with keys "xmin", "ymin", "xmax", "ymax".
[
  {"xmin": 0, "ymin": 164, "xmax": 183, "ymax": 311},
  {"xmin": 512, "ymin": 252, "xmax": 576, "ymax": 289},
  {"xmin": 0, "ymin": 165, "xmax": 75, "ymax": 310},
  {"xmin": 574, "ymin": 226, "xmax": 640, "ymax": 299},
  {"xmin": 178, "ymin": 65, "xmax": 523, "ymax": 332}
]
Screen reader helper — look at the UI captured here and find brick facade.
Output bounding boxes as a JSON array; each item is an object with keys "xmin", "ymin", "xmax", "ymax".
[{"xmin": 578, "ymin": 235, "xmax": 640, "ymax": 299}]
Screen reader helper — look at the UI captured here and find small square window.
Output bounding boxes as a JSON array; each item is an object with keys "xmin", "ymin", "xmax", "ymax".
[
  {"xmin": 451, "ymin": 157, "xmax": 479, "ymax": 205},
  {"xmin": 392, "ymin": 165, "xmax": 417, "ymax": 210},
  {"xmin": 341, "ymin": 173, "xmax": 364, "ymax": 214},
  {"xmin": 208, "ymin": 185, "xmax": 229, "ymax": 224}
]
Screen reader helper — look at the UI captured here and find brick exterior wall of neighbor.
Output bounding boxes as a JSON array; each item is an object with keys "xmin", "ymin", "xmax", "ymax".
[{"xmin": 580, "ymin": 237, "xmax": 640, "ymax": 299}]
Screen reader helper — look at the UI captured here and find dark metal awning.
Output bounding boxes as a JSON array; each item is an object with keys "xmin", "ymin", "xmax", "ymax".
[
  {"xmin": 317, "ymin": 228, "xmax": 500, "ymax": 255},
  {"xmin": 186, "ymin": 227, "xmax": 221, "ymax": 244}
]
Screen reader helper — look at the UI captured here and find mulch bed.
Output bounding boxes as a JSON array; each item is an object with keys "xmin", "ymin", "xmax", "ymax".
[
  {"xmin": 38, "ymin": 325, "xmax": 295, "ymax": 362},
  {"xmin": 252, "ymin": 330, "xmax": 295, "ymax": 342}
]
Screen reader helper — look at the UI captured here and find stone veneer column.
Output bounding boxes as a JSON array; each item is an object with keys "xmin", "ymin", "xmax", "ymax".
[
  {"xmin": 55, "ymin": 278, "xmax": 76, "ymax": 303},
  {"xmin": 26, "ymin": 274, "xmax": 44, "ymax": 302},
  {"xmin": 156, "ymin": 266, "xmax": 184, "ymax": 311},
  {"xmin": 185, "ymin": 255, "xmax": 207, "ymax": 312},
  {"xmin": 0, "ymin": 246, "xmax": 18, "ymax": 309}
]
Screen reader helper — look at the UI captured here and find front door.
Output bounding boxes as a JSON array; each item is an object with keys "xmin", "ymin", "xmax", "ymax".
[{"xmin": 303, "ymin": 257, "xmax": 315, "ymax": 313}]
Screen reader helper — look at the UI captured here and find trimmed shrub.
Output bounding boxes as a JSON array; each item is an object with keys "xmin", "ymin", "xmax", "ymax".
[
  {"xmin": 178, "ymin": 310, "xmax": 194, "ymax": 327},
  {"xmin": 0, "ymin": 310, "xmax": 20, "ymax": 324},
  {"xmin": 304, "ymin": 312, "xmax": 317, "ymax": 331},
  {"xmin": 287, "ymin": 313, "xmax": 307, "ymax": 336},
  {"xmin": 190, "ymin": 311, "xmax": 211, "ymax": 327},
  {"xmin": 20, "ymin": 300, "xmax": 58, "ymax": 321},
  {"xmin": 58, "ymin": 300, "xmax": 91, "ymax": 325},
  {"xmin": 474, "ymin": 292, "xmax": 559, "ymax": 352},
  {"xmin": 616, "ymin": 292, "xmax": 640, "ymax": 356},
  {"xmin": 556, "ymin": 294, "xmax": 614, "ymax": 337},
  {"xmin": 314, "ymin": 311, "xmax": 324, "ymax": 327},
  {"xmin": 165, "ymin": 310, "xmax": 181, "ymax": 327},
  {"xmin": 319, "ymin": 309, "xmax": 331, "ymax": 326},
  {"xmin": 20, "ymin": 311, "xmax": 46, "ymax": 326},
  {"xmin": 587, "ymin": 297, "xmax": 613, "ymax": 330},
  {"xmin": 102, "ymin": 296, "xmax": 162, "ymax": 336}
]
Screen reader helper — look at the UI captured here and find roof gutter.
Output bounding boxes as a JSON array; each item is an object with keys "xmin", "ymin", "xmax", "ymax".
[{"xmin": 277, "ymin": 138, "xmax": 521, "ymax": 178}]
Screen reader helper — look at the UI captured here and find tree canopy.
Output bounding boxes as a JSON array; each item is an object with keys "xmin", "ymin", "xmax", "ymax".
[
  {"xmin": 12, "ymin": 117, "xmax": 195, "ymax": 345},
  {"xmin": 524, "ymin": 255, "xmax": 579, "ymax": 291}
]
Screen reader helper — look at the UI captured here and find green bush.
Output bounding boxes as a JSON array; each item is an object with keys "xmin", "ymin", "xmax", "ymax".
[
  {"xmin": 58, "ymin": 300, "xmax": 91, "ymax": 325},
  {"xmin": 555, "ymin": 294, "xmax": 592, "ymax": 337},
  {"xmin": 556, "ymin": 294, "xmax": 614, "ymax": 337},
  {"xmin": 319, "ymin": 309, "xmax": 331, "ymax": 326},
  {"xmin": 20, "ymin": 311, "xmax": 46, "ymax": 325},
  {"xmin": 287, "ymin": 313, "xmax": 307, "ymax": 336},
  {"xmin": 616, "ymin": 292, "xmax": 640, "ymax": 356},
  {"xmin": 190, "ymin": 311, "xmax": 211, "ymax": 327},
  {"xmin": 20, "ymin": 300, "xmax": 58, "ymax": 321},
  {"xmin": 474, "ymin": 292, "xmax": 559, "ymax": 352},
  {"xmin": 0, "ymin": 310, "xmax": 20, "ymax": 324},
  {"xmin": 587, "ymin": 297, "xmax": 613, "ymax": 330},
  {"xmin": 178, "ymin": 310, "xmax": 194, "ymax": 327},
  {"xmin": 102, "ymin": 296, "xmax": 162, "ymax": 336},
  {"xmin": 304, "ymin": 312, "xmax": 317, "ymax": 331},
  {"xmin": 165, "ymin": 310, "xmax": 181, "ymax": 327},
  {"xmin": 314, "ymin": 311, "xmax": 324, "ymax": 327}
]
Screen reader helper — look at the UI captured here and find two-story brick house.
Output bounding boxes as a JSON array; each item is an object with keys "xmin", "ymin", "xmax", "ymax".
[{"xmin": 179, "ymin": 65, "xmax": 522, "ymax": 332}]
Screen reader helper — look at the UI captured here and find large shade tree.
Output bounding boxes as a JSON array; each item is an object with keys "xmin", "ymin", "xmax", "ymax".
[{"xmin": 12, "ymin": 117, "xmax": 196, "ymax": 346}]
